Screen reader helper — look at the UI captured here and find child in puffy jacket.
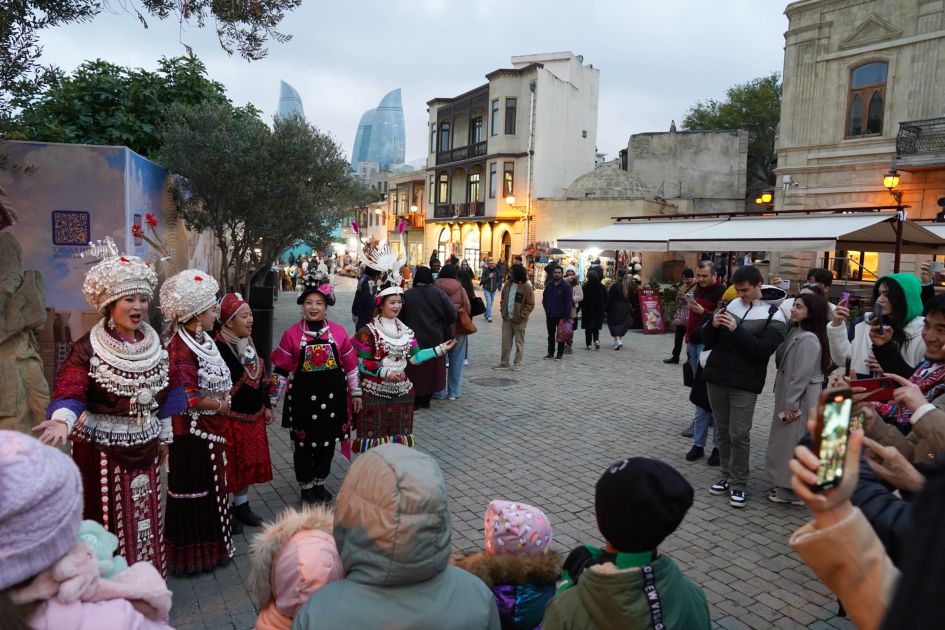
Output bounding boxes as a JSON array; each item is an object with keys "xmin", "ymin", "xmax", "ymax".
[
  {"xmin": 248, "ymin": 505, "xmax": 343, "ymax": 630},
  {"xmin": 453, "ymin": 500, "xmax": 561, "ymax": 630},
  {"xmin": 0, "ymin": 430, "xmax": 173, "ymax": 630}
]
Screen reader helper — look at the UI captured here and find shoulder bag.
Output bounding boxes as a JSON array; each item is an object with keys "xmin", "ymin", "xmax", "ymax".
[{"xmin": 456, "ymin": 308, "xmax": 478, "ymax": 335}]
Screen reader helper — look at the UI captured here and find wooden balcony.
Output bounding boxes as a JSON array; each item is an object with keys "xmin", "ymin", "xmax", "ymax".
[
  {"xmin": 433, "ymin": 201, "xmax": 486, "ymax": 219},
  {"xmin": 436, "ymin": 141, "xmax": 488, "ymax": 166}
]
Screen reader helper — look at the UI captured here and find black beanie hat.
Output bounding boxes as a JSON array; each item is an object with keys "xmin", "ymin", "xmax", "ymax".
[{"xmin": 595, "ymin": 457, "xmax": 694, "ymax": 552}]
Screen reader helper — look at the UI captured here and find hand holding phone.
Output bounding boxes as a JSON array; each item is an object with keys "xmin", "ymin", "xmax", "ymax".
[
  {"xmin": 838, "ymin": 292, "xmax": 851, "ymax": 308},
  {"xmin": 811, "ymin": 388, "xmax": 854, "ymax": 490},
  {"xmin": 849, "ymin": 377, "xmax": 897, "ymax": 401},
  {"xmin": 874, "ymin": 302, "xmax": 885, "ymax": 335}
]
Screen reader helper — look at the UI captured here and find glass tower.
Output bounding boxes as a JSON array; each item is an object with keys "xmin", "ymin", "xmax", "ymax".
[
  {"xmin": 276, "ymin": 80, "xmax": 305, "ymax": 119},
  {"xmin": 351, "ymin": 88, "xmax": 405, "ymax": 172}
]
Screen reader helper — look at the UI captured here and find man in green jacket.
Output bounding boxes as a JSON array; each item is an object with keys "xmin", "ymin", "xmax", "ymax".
[{"xmin": 543, "ymin": 458, "xmax": 710, "ymax": 629}]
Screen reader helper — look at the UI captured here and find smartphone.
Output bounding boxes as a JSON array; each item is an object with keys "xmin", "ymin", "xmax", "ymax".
[
  {"xmin": 839, "ymin": 292, "xmax": 851, "ymax": 308},
  {"xmin": 849, "ymin": 377, "xmax": 897, "ymax": 401},
  {"xmin": 812, "ymin": 388, "xmax": 854, "ymax": 491},
  {"xmin": 875, "ymin": 302, "xmax": 885, "ymax": 334},
  {"xmin": 778, "ymin": 279, "xmax": 790, "ymax": 291},
  {"xmin": 716, "ymin": 300, "xmax": 728, "ymax": 314}
]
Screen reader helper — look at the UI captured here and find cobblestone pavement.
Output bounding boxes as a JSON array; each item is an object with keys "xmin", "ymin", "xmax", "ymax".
[{"xmin": 169, "ymin": 277, "xmax": 853, "ymax": 630}]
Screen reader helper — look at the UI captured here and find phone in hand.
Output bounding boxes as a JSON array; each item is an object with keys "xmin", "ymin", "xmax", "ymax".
[
  {"xmin": 839, "ymin": 292, "xmax": 851, "ymax": 308},
  {"xmin": 777, "ymin": 279, "xmax": 790, "ymax": 291},
  {"xmin": 812, "ymin": 388, "xmax": 854, "ymax": 491},
  {"xmin": 875, "ymin": 302, "xmax": 885, "ymax": 334},
  {"xmin": 849, "ymin": 377, "xmax": 897, "ymax": 401},
  {"xmin": 716, "ymin": 300, "xmax": 728, "ymax": 314}
]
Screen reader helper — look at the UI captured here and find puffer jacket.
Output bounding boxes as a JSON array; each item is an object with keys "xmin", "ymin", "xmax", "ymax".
[
  {"xmin": 452, "ymin": 552, "xmax": 561, "ymax": 630},
  {"xmin": 249, "ymin": 505, "xmax": 343, "ymax": 630},
  {"xmin": 293, "ymin": 444, "xmax": 500, "ymax": 630},
  {"xmin": 435, "ymin": 277, "xmax": 472, "ymax": 337}
]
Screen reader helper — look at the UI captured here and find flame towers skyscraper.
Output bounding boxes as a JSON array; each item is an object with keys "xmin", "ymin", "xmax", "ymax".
[{"xmin": 351, "ymin": 88, "xmax": 405, "ymax": 173}]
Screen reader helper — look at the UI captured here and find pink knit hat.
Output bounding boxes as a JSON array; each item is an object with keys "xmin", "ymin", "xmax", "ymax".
[
  {"xmin": 483, "ymin": 500, "xmax": 553, "ymax": 556},
  {"xmin": 0, "ymin": 431, "xmax": 84, "ymax": 589}
]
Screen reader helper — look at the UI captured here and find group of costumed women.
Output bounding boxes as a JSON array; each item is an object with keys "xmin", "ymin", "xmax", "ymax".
[{"xmin": 34, "ymin": 235, "xmax": 449, "ymax": 579}]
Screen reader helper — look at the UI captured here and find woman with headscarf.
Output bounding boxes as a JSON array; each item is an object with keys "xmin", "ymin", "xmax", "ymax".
[
  {"xmin": 214, "ymin": 293, "xmax": 273, "ymax": 530},
  {"xmin": 161, "ymin": 269, "xmax": 234, "ymax": 575},
  {"xmin": 37, "ymin": 238, "xmax": 172, "ymax": 573},
  {"xmin": 605, "ymin": 269, "xmax": 633, "ymax": 350},
  {"xmin": 272, "ymin": 271, "xmax": 361, "ymax": 505},
  {"xmin": 399, "ymin": 266, "xmax": 457, "ymax": 409}
]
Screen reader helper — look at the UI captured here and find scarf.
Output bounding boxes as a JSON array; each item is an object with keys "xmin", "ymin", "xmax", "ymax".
[
  {"xmin": 876, "ymin": 360, "xmax": 945, "ymax": 426},
  {"xmin": 220, "ymin": 325, "xmax": 255, "ymax": 366}
]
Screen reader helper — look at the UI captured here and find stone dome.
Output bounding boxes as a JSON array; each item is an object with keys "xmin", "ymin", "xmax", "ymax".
[{"xmin": 565, "ymin": 168, "xmax": 651, "ymax": 199}]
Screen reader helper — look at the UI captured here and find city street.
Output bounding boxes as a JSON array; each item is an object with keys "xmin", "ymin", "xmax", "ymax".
[{"xmin": 169, "ymin": 276, "xmax": 853, "ymax": 630}]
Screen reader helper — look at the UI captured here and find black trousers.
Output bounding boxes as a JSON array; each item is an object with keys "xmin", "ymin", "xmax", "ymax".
[
  {"xmin": 585, "ymin": 328, "xmax": 600, "ymax": 346},
  {"xmin": 546, "ymin": 317, "xmax": 564, "ymax": 357},
  {"xmin": 294, "ymin": 442, "xmax": 336, "ymax": 486},
  {"xmin": 672, "ymin": 324, "xmax": 686, "ymax": 359}
]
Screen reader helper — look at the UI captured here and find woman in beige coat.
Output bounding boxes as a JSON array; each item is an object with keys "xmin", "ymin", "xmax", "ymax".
[{"xmin": 766, "ymin": 293, "xmax": 831, "ymax": 504}]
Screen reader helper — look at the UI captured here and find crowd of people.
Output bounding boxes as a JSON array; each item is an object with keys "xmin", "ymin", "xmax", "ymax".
[{"xmin": 4, "ymin": 239, "xmax": 945, "ymax": 629}]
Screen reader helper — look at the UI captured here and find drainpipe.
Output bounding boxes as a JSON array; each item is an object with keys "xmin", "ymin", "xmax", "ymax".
[{"xmin": 525, "ymin": 80, "xmax": 536, "ymax": 255}]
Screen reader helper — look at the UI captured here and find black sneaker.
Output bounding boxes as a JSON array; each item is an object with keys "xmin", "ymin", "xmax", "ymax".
[
  {"xmin": 543, "ymin": 353, "xmax": 554, "ymax": 359},
  {"xmin": 707, "ymin": 447, "xmax": 721, "ymax": 467},
  {"xmin": 233, "ymin": 502, "xmax": 263, "ymax": 527},
  {"xmin": 663, "ymin": 357, "xmax": 680, "ymax": 364},
  {"xmin": 311, "ymin": 485, "xmax": 334, "ymax": 503},
  {"xmin": 729, "ymin": 489, "xmax": 748, "ymax": 508},
  {"xmin": 300, "ymin": 487, "xmax": 317, "ymax": 506},
  {"xmin": 709, "ymin": 479, "xmax": 730, "ymax": 495},
  {"xmin": 685, "ymin": 446, "xmax": 705, "ymax": 461}
]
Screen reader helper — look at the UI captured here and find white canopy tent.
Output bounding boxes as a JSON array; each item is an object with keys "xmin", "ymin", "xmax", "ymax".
[{"xmin": 557, "ymin": 219, "xmax": 725, "ymax": 251}]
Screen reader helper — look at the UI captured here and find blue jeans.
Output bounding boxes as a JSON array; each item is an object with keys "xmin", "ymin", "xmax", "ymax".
[
  {"xmin": 484, "ymin": 290, "xmax": 496, "ymax": 320},
  {"xmin": 434, "ymin": 335, "xmax": 467, "ymax": 399},
  {"xmin": 688, "ymin": 343, "xmax": 717, "ymax": 448}
]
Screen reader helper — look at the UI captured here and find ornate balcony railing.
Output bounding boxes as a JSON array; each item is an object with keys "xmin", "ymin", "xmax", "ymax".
[
  {"xmin": 896, "ymin": 117, "xmax": 945, "ymax": 156},
  {"xmin": 432, "ymin": 201, "xmax": 486, "ymax": 219},
  {"xmin": 435, "ymin": 141, "xmax": 488, "ymax": 165}
]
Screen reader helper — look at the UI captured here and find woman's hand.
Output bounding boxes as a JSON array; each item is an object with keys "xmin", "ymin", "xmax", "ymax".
[
  {"xmin": 789, "ymin": 411, "xmax": 863, "ymax": 529},
  {"xmin": 868, "ymin": 320, "xmax": 894, "ymax": 347},
  {"xmin": 832, "ymin": 304, "xmax": 850, "ymax": 327},
  {"xmin": 443, "ymin": 338, "xmax": 458, "ymax": 351},
  {"xmin": 158, "ymin": 442, "xmax": 169, "ymax": 467},
  {"xmin": 351, "ymin": 397, "xmax": 363, "ymax": 413},
  {"xmin": 263, "ymin": 407, "xmax": 275, "ymax": 425},
  {"xmin": 384, "ymin": 370, "xmax": 406, "ymax": 382},
  {"xmin": 33, "ymin": 420, "xmax": 68, "ymax": 446},
  {"xmin": 781, "ymin": 409, "xmax": 800, "ymax": 423},
  {"xmin": 885, "ymin": 372, "xmax": 927, "ymax": 413},
  {"xmin": 864, "ymin": 353, "xmax": 882, "ymax": 375},
  {"xmin": 862, "ymin": 436, "xmax": 925, "ymax": 494}
]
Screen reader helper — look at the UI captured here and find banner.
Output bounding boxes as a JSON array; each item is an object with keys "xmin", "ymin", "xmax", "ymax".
[{"xmin": 637, "ymin": 287, "xmax": 666, "ymax": 334}]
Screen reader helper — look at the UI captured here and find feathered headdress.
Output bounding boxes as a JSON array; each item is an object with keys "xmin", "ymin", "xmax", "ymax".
[{"xmin": 366, "ymin": 221, "xmax": 408, "ymax": 299}]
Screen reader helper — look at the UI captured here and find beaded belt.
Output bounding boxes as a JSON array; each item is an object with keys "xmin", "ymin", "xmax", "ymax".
[
  {"xmin": 363, "ymin": 378, "xmax": 412, "ymax": 399},
  {"xmin": 75, "ymin": 412, "xmax": 160, "ymax": 447}
]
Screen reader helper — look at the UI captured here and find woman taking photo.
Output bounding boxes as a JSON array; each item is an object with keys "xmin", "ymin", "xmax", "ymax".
[
  {"xmin": 161, "ymin": 269, "xmax": 234, "ymax": 575},
  {"xmin": 765, "ymin": 292, "xmax": 830, "ymax": 504},
  {"xmin": 271, "ymin": 272, "xmax": 361, "ymax": 505},
  {"xmin": 38, "ymin": 239, "xmax": 171, "ymax": 573},
  {"xmin": 352, "ymin": 254, "xmax": 456, "ymax": 451},
  {"xmin": 433, "ymin": 263, "xmax": 471, "ymax": 399},
  {"xmin": 665, "ymin": 268, "xmax": 696, "ymax": 364},
  {"xmin": 605, "ymin": 269, "xmax": 633, "ymax": 350},
  {"xmin": 399, "ymin": 266, "xmax": 457, "ymax": 409},
  {"xmin": 214, "ymin": 293, "xmax": 273, "ymax": 529}
]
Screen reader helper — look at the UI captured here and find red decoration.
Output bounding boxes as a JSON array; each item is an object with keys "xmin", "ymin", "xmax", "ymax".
[
  {"xmin": 131, "ymin": 224, "xmax": 144, "ymax": 238},
  {"xmin": 145, "ymin": 213, "xmax": 158, "ymax": 228},
  {"xmin": 119, "ymin": 256, "xmax": 130, "ymax": 263},
  {"xmin": 194, "ymin": 275, "xmax": 203, "ymax": 281}
]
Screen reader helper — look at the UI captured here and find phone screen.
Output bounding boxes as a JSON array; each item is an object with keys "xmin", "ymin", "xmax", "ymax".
[{"xmin": 813, "ymin": 388, "xmax": 853, "ymax": 490}]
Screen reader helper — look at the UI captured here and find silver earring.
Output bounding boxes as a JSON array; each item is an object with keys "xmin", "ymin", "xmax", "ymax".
[{"xmin": 107, "ymin": 317, "xmax": 116, "ymax": 331}]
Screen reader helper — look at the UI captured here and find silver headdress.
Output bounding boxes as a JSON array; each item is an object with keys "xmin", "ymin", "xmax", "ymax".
[
  {"xmin": 81, "ymin": 237, "xmax": 159, "ymax": 314},
  {"xmin": 159, "ymin": 269, "xmax": 220, "ymax": 324},
  {"xmin": 366, "ymin": 221, "xmax": 408, "ymax": 299}
]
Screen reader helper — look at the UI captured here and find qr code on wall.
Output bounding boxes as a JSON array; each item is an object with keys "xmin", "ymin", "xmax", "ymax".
[{"xmin": 51, "ymin": 211, "xmax": 91, "ymax": 245}]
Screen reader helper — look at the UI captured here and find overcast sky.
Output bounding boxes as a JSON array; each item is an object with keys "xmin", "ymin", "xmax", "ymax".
[{"xmin": 39, "ymin": 0, "xmax": 788, "ymax": 164}]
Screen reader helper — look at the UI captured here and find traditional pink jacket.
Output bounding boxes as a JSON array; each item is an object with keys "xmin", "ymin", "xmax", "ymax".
[{"xmin": 272, "ymin": 319, "xmax": 361, "ymax": 408}]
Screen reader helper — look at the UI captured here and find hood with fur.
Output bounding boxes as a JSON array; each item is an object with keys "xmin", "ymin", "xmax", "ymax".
[
  {"xmin": 248, "ymin": 505, "xmax": 340, "ymax": 612},
  {"xmin": 452, "ymin": 551, "xmax": 561, "ymax": 588}
]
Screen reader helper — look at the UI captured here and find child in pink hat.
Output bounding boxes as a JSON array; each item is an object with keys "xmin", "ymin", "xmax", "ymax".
[{"xmin": 453, "ymin": 500, "xmax": 560, "ymax": 630}]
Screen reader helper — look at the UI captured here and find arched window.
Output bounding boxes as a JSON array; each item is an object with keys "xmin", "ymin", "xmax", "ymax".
[
  {"xmin": 437, "ymin": 228, "xmax": 450, "ymax": 262},
  {"xmin": 846, "ymin": 61, "xmax": 886, "ymax": 137}
]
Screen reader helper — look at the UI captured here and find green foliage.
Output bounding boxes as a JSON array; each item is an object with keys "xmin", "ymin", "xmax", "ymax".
[
  {"xmin": 10, "ymin": 55, "xmax": 229, "ymax": 157},
  {"xmin": 682, "ymin": 72, "xmax": 782, "ymax": 200},
  {"xmin": 160, "ymin": 104, "xmax": 354, "ymax": 290}
]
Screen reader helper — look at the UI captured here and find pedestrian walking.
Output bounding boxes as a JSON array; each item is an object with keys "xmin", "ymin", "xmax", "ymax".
[
  {"xmin": 433, "ymin": 263, "xmax": 471, "ymax": 399},
  {"xmin": 496, "ymin": 263, "xmax": 535, "ymax": 368},
  {"xmin": 272, "ymin": 272, "xmax": 362, "ymax": 504},
  {"xmin": 542, "ymin": 264, "xmax": 574, "ymax": 360},
  {"xmin": 459, "ymin": 259, "xmax": 477, "ymax": 365},
  {"xmin": 665, "ymin": 268, "xmax": 696, "ymax": 364},
  {"xmin": 400, "ymin": 266, "xmax": 457, "ymax": 408},
  {"xmin": 214, "ymin": 293, "xmax": 274, "ymax": 531},
  {"xmin": 703, "ymin": 266, "xmax": 787, "ymax": 508},
  {"xmin": 605, "ymin": 269, "xmax": 632, "ymax": 350},
  {"xmin": 580, "ymin": 270, "xmax": 606, "ymax": 350},
  {"xmin": 765, "ymin": 292, "xmax": 830, "ymax": 505},
  {"xmin": 564, "ymin": 266, "xmax": 583, "ymax": 354},
  {"xmin": 480, "ymin": 259, "xmax": 501, "ymax": 323}
]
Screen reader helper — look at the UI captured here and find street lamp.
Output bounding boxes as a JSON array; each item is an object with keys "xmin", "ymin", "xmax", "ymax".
[
  {"xmin": 883, "ymin": 169, "xmax": 903, "ymax": 205},
  {"xmin": 409, "ymin": 204, "xmax": 418, "ymax": 213},
  {"xmin": 754, "ymin": 190, "xmax": 774, "ymax": 210},
  {"xmin": 883, "ymin": 169, "xmax": 905, "ymax": 272}
]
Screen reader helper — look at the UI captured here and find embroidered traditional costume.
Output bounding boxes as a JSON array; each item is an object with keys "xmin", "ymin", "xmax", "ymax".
[
  {"xmin": 47, "ymin": 238, "xmax": 173, "ymax": 574},
  {"xmin": 161, "ymin": 270, "xmax": 234, "ymax": 575}
]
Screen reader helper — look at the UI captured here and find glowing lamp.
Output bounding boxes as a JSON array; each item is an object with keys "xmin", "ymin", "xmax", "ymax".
[{"xmin": 883, "ymin": 170, "xmax": 900, "ymax": 191}]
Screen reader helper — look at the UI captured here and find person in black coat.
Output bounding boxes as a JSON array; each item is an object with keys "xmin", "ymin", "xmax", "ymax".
[
  {"xmin": 605, "ymin": 270, "xmax": 633, "ymax": 350},
  {"xmin": 400, "ymin": 266, "xmax": 457, "ymax": 408},
  {"xmin": 581, "ymin": 270, "xmax": 606, "ymax": 350},
  {"xmin": 352, "ymin": 267, "xmax": 382, "ymax": 330}
]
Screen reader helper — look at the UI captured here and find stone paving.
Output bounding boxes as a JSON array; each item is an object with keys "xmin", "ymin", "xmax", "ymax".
[{"xmin": 169, "ymin": 277, "xmax": 854, "ymax": 630}]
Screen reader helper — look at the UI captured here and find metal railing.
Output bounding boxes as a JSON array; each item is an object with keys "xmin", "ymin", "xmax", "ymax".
[
  {"xmin": 432, "ymin": 201, "xmax": 486, "ymax": 218},
  {"xmin": 896, "ymin": 117, "xmax": 945, "ymax": 155},
  {"xmin": 435, "ymin": 141, "xmax": 488, "ymax": 165}
]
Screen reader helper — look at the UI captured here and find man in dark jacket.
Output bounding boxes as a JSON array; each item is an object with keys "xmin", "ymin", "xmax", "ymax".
[
  {"xmin": 352, "ymin": 266, "xmax": 382, "ymax": 331},
  {"xmin": 702, "ymin": 265, "xmax": 786, "ymax": 508},
  {"xmin": 542, "ymin": 265, "xmax": 573, "ymax": 361},
  {"xmin": 480, "ymin": 259, "xmax": 501, "ymax": 323}
]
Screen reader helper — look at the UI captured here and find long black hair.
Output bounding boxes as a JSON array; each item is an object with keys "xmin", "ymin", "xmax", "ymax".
[
  {"xmin": 872, "ymin": 279, "xmax": 909, "ymax": 346},
  {"xmin": 795, "ymin": 293, "xmax": 831, "ymax": 374}
]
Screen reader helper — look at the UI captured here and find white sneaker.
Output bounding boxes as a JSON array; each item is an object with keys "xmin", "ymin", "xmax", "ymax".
[{"xmin": 463, "ymin": 359, "xmax": 469, "ymax": 366}]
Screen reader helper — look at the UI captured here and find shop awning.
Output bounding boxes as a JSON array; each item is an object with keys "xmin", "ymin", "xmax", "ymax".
[
  {"xmin": 667, "ymin": 213, "xmax": 945, "ymax": 254},
  {"xmin": 557, "ymin": 219, "xmax": 725, "ymax": 251},
  {"xmin": 920, "ymin": 224, "xmax": 945, "ymax": 242}
]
